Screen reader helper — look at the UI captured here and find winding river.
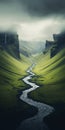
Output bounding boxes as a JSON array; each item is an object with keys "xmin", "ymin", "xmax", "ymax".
[{"xmin": 17, "ymin": 64, "xmax": 54, "ymax": 130}]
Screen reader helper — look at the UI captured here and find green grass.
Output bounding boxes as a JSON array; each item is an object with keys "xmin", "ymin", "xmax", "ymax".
[
  {"xmin": 0, "ymin": 45, "xmax": 65, "ymax": 130},
  {"xmin": 29, "ymin": 48, "xmax": 65, "ymax": 130},
  {"xmin": 0, "ymin": 49, "xmax": 38, "ymax": 130},
  {"xmin": 0, "ymin": 49, "xmax": 31, "ymax": 108},
  {"xmin": 29, "ymin": 48, "xmax": 65, "ymax": 105}
]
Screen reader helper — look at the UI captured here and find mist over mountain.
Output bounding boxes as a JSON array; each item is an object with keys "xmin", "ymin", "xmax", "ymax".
[{"xmin": 19, "ymin": 40, "xmax": 45, "ymax": 56}]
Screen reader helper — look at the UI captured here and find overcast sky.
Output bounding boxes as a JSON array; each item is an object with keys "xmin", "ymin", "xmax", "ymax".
[{"xmin": 0, "ymin": 0, "xmax": 65, "ymax": 41}]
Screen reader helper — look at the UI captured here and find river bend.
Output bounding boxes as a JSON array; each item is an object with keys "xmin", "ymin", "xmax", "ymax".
[{"xmin": 17, "ymin": 64, "xmax": 54, "ymax": 130}]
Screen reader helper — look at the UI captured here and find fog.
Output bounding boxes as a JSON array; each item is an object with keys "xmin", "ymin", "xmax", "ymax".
[{"xmin": 0, "ymin": 0, "xmax": 65, "ymax": 42}]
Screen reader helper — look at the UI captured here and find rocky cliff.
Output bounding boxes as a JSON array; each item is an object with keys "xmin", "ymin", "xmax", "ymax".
[
  {"xmin": 51, "ymin": 32, "xmax": 65, "ymax": 57},
  {"xmin": 44, "ymin": 32, "xmax": 65, "ymax": 58},
  {"xmin": 45, "ymin": 40, "xmax": 53, "ymax": 49},
  {"xmin": 53, "ymin": 32, "xmax": 65, "ymax": 49},
  {"xmin": 0, "ymin": 32, "xmax": 20, "ymax": 59}
]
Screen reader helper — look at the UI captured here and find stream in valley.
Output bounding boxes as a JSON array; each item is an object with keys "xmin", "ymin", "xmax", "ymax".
[{"xmin": 17, "ymin": 64, "xmax": 54, "ymax": 130}]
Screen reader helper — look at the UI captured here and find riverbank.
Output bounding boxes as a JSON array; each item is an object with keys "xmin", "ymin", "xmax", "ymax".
[
  {"xmin": 0, "ymin": 51, "xmax": 38, "ymax": 130},
  {"xmin": 17, "ymin": 64, "xmax": 54, "ymax": 130},
  {"xmin": 28, "ymin": 79, "xmax": 65, "ymax": 130},
  {"xmin": 44, "ymin": 103, "xmax": 65, "ymax": 130},
  {"xmin": 28, "ymin": 48, "xmax": 65, "ymax": 130},
  {"xmin": 0, "ymin": 85, "xmax": 38, "ymax": 130}
]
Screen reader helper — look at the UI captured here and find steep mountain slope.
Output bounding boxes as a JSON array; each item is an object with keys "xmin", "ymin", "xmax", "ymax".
[
  {"xmin": 20, "ymin": 40, "xmax": 45, "ymax": 56},
  {"xmin": 19, "ymin": 40, "xmax": 33, "ymax": 57},
  {"xmin": 0, "ymin": 49, "xmax": 37, "ymax": 130},
  {"xmin": 29, "ymin": 48, "xmax": 65, "ymax": 130},
  {"xmin": 44, "ymin": 32, "xmax": 65, "ymax": 57},
  {"xmin": 0, "ymin": 32, "xmax": 20, "ymax": 59},
  {"xmin": 30, "ymin": 48, "xmax": 65, "ymax": 103}
]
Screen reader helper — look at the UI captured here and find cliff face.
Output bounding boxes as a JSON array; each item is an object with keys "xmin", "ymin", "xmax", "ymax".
[
  {"xmin": 45, "ymin": 40, "xmax": 53, "ymax": 49},
  {"xmin": 53, "ymin": 33, "xmax": 65, "ymax": 49},
  {"xmin": 44, "ymin": 32, "xmax": 65, "ymax": 58},
  {"xmin": 0, "ymin": 32, "xmax": 20, "ymax": 59},
  {"xmin": 51, "ymin": 32, "xmax": 65, "ymax": 57},
  {"xmin": 43, "ymin": 40, "xmax": 54, "ymax": 54}
]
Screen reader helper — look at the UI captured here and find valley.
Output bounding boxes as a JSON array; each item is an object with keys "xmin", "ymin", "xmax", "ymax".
[
  {"xmin": 0, "ymin": 48, "xmax": 37, "ymax": 130},
  {"xmin": 0, "ymin": 0, "xmax": 65, "ymax": 130},
  {"xmin": 29, "ymin": 48, "xmax": 65, "ymax": 130},
  {"xmin": 0, "ymin": 31, "xmax": 65, "ymax": 130}
]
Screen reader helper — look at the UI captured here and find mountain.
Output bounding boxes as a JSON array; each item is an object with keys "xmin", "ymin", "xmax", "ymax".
[
  {"xmin": 44, "ymin": 32, "xmax": 65, "ymax": 58},
  {"xmin": 19, "ymin": 41, "xmax": 31, "ymax": 57},
  {"xmin": 0, "ymin": 32, "xmax": 20, "ymax": 59},
  {"xmin": 51, "ymin": 32, "xmax": 65, "ymax": 57},
  {"xmin": 19, "ymin": 40, "xmax": 45, "ymax": 56},
  {"xmin": 0, "ymin": 31, "xmax": 37, "ymax": 130},
  {"xmin": 29, "ymin": 46, "xmax": 65, "ymax": 130},
  {"xmin": 53, "ymin": 32, "xmax": 65, "ymax": 49},
  {"xmin": 45, "ymin": 40, "xmax": 53, "ymax": 49}
]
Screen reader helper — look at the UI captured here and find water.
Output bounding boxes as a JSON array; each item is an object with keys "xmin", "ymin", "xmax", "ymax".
[{"xmin": 17, "ymin": 64, "xmax": 54, "ymax": 130}]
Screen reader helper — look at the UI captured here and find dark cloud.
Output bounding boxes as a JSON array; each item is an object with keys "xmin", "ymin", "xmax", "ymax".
[
  {"xmin": 0, "ymin": 0, "xmax": 65, "ymax": 18},
  {"xmin": 0, "ymin": 0, "xmax": 65, "ymax": 41},
  {"xmin": 19, "ymin": 0, "xmax": 65, "ymax": 17},
  {"xmin": 0, "ymin": 0, "xmax": 11, "ymax": 2}
]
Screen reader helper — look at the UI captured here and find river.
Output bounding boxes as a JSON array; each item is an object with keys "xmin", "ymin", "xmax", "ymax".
[{"xmin": 17, "ymin": 64, "xmax": 54, "ymax": 130}]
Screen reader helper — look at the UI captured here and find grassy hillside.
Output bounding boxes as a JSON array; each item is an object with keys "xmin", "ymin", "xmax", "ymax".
[
  {"xmin": 0, "ymin": 49, "xmax": 29, "ymax": 106},
  {"xmin": 0, "ymin": 50, "xmax": 37, "ymax": 130},
  {"xmin": 29, "ymin": 48, "xmax": 65, "ymax": 130},
  {"xmin": 30, "ymin": 48, "xmax": 65, "ymax": 104}
]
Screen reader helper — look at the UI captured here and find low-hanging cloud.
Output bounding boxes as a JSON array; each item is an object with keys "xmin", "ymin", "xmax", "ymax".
[
  {"xmin": 19, "ymin": 0, "xmax": 65, "ymax": 17},
  {"xmin": 0, "ymin": 0, "xmax": 65, "ymax": 41}
]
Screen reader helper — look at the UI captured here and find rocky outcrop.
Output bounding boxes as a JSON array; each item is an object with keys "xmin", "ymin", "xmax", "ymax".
[
  {"xmin": 50, "ymin": 45, "xmax": 58, "ymax": 58},
  {"xmin": 53, "ymin": 32, "xmax": 65, "ymax": 49},
  {"xmin": 44, "ymin": 32, "xmax": 65, "ymax": 58},
  {"xmin": 50, "ymin": 32, "xmax": 65, "ymax": 57},
  {"xmin": 43, "ymin": 40, "xmax": 54, "ymax": 55},
  {"xmin": 0, "ymin": 32, "xmax": 20, "ymax": 59},
  {"xmin": 45, "ymin": 40, "xmax": 53, "ymax": 49}
]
